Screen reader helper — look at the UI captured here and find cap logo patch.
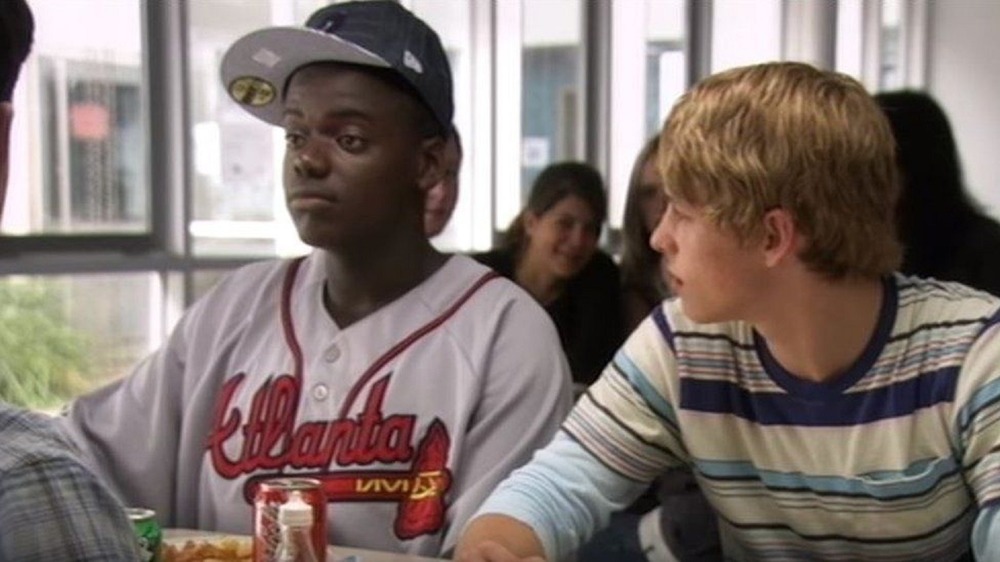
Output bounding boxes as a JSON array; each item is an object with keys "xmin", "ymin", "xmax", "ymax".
[
  {"xmin": 403, "ymin": 50, "xmax": 423, "ymax": 74},
  {"xmin": 252, "ymin": 48, "xmax": 281, "ymax": 68},
  {"xmin": 229, "ymin": 76, "xmax": 276, "ymax": 107}
]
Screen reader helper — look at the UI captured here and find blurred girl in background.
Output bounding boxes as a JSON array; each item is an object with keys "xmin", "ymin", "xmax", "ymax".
[
  {"xmin": 620, "ymin": 136, "xmax": 670, "ymax": 331},
  {"xmin": 474, "ymin": 161, "xmax": 624, "ymax": 386}
]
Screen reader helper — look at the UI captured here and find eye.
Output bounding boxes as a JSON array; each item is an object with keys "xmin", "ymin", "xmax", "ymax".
[
  {"xmin": 337, "ymin": 134, "xmax": 367, "ymax": 153},
  {"xmin": 284, "ymin": 131, "xmax": 306, "ymax": 149},
  {"xmin": 555, "ymin": 216, "xmax": 574, "ymax": 231}
]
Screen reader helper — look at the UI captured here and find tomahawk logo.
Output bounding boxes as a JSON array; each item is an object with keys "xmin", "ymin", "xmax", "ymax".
[{"xmin": 206, "ymin": 372, "xmax": 452, "ymax": 539}]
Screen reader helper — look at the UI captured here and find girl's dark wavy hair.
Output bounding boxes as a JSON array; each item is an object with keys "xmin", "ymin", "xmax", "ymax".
[
  {"xmin": 502, "ymin": 161, "xmax": 607, "ymax": 252},
  {"xmin": 620, "ymin": 136, "xmax": 668, "ymax": 298},
  {"xmin": 874, "ymin": 90, "xmax": 991, "ymax": 275},
  {"xmin": 1, "ymin": 0, "xmax": 34, "ymax": 103}
]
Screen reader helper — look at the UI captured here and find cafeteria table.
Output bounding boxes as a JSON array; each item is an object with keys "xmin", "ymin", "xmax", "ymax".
[{"xmin": 163, "ymin": 528, "xmax": 448, "ymax": 562}]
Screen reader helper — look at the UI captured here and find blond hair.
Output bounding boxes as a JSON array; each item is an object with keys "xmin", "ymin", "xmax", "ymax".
[{"xmin": 659, "ymin": 62, "xmax": 901, "ymax": 279}]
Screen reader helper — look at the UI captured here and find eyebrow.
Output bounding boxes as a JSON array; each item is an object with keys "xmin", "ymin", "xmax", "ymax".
[{"xmin": 281, "ymin": 107, "xmax": 375, "ymax": 124}]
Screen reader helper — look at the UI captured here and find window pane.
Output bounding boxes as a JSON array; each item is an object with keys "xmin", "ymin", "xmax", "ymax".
[
  {"xmin": 186, "ymin": 1, "xmax": 292, "ymax": 258},
  {"xmin": 522, "ymin": 0, "xmax": 583, "ymax": 195},
  {"xmin": 0, "ymin": 273, "xmax": 160, "ymax": 410},
  {"xmin": 4, "ymin": 0, "xmax": 147, "ymax": 236},
  {"xmin": 880, "ymin": 0, "xmax": 903, "ymax": 90},
  {"xmin": 711, "ymin": 0, "xmax": 782, "ymax": 73},
  {"xmin": 495, "ymin": 0, "xmax": 584, "ymax": 231},
  {"xmin": 609, "ymin": 0, "xmax": 685, "ymax": 228}
]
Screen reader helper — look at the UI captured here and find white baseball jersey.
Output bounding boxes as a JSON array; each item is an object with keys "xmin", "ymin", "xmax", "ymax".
[{"xmin": 60, "ymin": 252, "xmax": 572, "ymax": 557}]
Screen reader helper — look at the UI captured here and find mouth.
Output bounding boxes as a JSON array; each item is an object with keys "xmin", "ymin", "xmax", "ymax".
[
  {"xmin": 288, "ymin": 191, "xmax": 337, "ymax": 211},
  {"xmin": 666, "ymin": 271, "xmax": 682, "ymax": 291}
]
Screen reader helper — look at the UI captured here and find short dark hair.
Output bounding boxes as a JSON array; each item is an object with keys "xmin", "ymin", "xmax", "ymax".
[{"xmin": 1, "ymin": 0, "xmax": 34, "ymax": 102}]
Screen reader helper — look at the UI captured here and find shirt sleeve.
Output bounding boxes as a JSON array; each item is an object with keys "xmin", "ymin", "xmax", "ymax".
[
  {"xmin": 954, "ymin": 312, "xmax": 1000, "ymax": 556},
  {"xmin": 0, "ymin": 456, "xmax": 142, "ymax": 562},
  {"xmin": 470, "ymin": 315, "xmax": 685, "ymax": 561},
  {"xmin": 442, "ymin": 287, "xmax": 574, "ymax": 554},
  {"xmin": 473, "ymin": 432, "xmax": 650, "ymax": 562}
]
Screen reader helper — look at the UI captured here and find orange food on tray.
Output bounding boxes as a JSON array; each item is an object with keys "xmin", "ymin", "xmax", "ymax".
[{"xmin": 161, "ymin": 537, "xmax": 252, "ymax": 562}]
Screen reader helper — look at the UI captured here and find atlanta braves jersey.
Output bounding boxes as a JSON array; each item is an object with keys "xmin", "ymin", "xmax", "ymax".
[
  {"xmin": 60, "ymin": 252, "xmax": 572, "ymax": 557},
  {"xmin": 478, "ymin": 274, "xmax": 1000, "ymax": 561}
]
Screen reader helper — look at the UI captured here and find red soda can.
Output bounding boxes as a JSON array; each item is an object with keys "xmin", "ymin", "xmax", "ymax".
[{"xmin": 253, "ymin": 477, "xmax": 327, "ymax": 562}]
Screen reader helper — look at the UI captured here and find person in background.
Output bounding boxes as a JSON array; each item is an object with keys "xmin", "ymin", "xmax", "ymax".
[
  {"xmin": 620, "ymin": 135, "xmax": 669, "ymax": 332},
  {"xmin": 0, "ymin": 1, "xmax": 142, "ymax": 560},
  {"xmin": 59, "ymin": 2, "xmax": 571, "ymax": 558},
  {"xmin": 875, "ymin": 90, "xmax": 1000, "ymax": 297},
  {"xmin": 424, "ymin": 125, "xmax": 462, "ymax": 238},
  {"xmin": 456, "ymin": 62, "xmax": 1000, "ymax": 562},
  {"xmin": 474, "ymin": 161, "xmax": 625, "ymax": 387}
]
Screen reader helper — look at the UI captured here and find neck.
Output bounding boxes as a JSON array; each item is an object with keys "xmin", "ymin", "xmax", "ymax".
[
  {"xmin": 321, "ymin": 236, "xmax": 446, "ymax": 327},
  {"xmin": 753, "ymin": 273, "xmax": 884, "ymax": 384},
  {"xmin": 514, "ymin": 253, "xmax": 564, "ymax": 306}
]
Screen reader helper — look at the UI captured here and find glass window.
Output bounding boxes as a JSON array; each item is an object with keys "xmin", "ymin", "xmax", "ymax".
[
  {"xmin": 608, "ymin": 0, "xmax": 685, "ymax": 228},
  {"xmin": 0, "ymin": 273, "xmax": 161, "ymax": 410},
  {"xmin": 495, "ymin": 0, "xmax": 584, "ymax": 233},
  {"xmin": 711, "ymin": 0, "xmax": 782, "ymax": 73},
  {"xmin": 835, "ymin": 0, "xmax": 864, "ymax": 81},
  {"xmin": 880, "ymin": 0, "xmax": 903, "ymax": 89},
  {"xmin": 186, "ymin": 0, "xmax": 301, "ymax": 258},
  {"xmin": 5, "ymin": 0, "xmax": 146, "ymax": 236}
]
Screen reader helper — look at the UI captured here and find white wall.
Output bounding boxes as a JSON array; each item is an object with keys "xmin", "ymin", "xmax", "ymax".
[{"xmin": 926, "ymin": 0, "xmax": 1000, "ymax": 219}]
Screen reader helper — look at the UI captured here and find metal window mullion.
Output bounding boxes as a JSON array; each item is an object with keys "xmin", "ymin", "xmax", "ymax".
[
  {"xmin": 584, "ymin": 0, "xmax": 612, "ymax": 179},
  {"xmin": 686, "ymin": 0, "xmax": 713, "ymax": 86},
  {"xmin": 900, "ymin": 0, "xmax": 929, "ymax": 88},
  {"xmin": 54, "ymin": 59, "xmax": 71, "ymax": 229},
  {"xmin": 143, "ymin": 0, "xmax": 192, "ymax": 335}
]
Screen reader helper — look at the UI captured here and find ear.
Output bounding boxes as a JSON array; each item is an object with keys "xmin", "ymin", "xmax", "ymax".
[
  {"xmin": 415, "ymin": 135, "xmax": 446, "ymax": 194},
  {"xmin": 761, "ymin": 207, "xmax": 798, "ymax": 268},
  {"xmin": 523, "ymin": 210, "xmax": 540, "ymax": 237}
]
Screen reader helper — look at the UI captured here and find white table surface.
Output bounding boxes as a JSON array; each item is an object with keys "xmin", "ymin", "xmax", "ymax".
[{"xmin": 163, "ymin": 528, "xmax": 447, "ymax": 562}]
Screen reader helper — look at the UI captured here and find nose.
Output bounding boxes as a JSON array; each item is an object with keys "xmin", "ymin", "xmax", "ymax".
[
  {"xmin": 291, "ymin": 141, "xmax": 330, "ymax": 179},
  {"xmin": 567, "ymin": 224, "xmax": 597, "ymax": 253},
  {"xmin": 650, "ymin": 206, "xmax": 677, "ymax": 257}
]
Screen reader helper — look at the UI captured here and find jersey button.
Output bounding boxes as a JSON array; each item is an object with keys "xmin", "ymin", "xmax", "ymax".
[
  {"xmin": 312, "ymin": 383, "xmax": 330, "ymax": 401},
  {"xmin": 324, "ymin": 344, "xmax": 341, "ymax": 363}
]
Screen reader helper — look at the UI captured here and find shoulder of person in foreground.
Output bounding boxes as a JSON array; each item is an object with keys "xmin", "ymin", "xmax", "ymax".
[
  {"xmin": 469, "ymin": 247, "xmax": 515, "ymax": 278},
  {"xmin": 57, "ymin": 255, "xmax": 297, "ymax": 520},
  {"xmin": 0, "ymin": 403, "xmax": 141, "ymax": 561},
  {"xmin": 437, "ymin": 255, "xmax": 574, "ymax": 554},
  {"xmin": 890, "ymin": 274, "xmax": 1000, "ymax": 559}
]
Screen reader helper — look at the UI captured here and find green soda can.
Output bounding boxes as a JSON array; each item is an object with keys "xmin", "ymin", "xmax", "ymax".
[{"xmin": 125, "ymin": 507, "xmax": 162, "ymax": 562}]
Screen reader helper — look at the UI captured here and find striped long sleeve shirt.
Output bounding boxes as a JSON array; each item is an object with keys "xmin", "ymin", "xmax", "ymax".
[{"xmin": 476, "ymin": 274, "xmax": 1000, "ymax": 561}]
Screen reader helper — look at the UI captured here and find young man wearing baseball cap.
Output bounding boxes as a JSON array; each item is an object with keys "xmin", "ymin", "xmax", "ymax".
[
  {"xmin": 62, "ymin": 2, "xmax": 571, "ymax": 557},
  {"xmin": 0, "ymin": 1, "xmax": 142, "ymax": 559},
  {"xmin": 456, "ymin": 62, "xmax": 1000, "ymax": 561}
]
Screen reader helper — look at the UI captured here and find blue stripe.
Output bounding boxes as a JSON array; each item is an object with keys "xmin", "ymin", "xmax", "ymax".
[
  {"xmin": 680, "ymin": 366, "xmax": 959, "ymax": 426},
  {"xmin": 651, "ymin": 304, "xmax": 675, "ymax": 353},
  {"xmin": 956, "ymin": 378, "xmax": 1000, "ymax": 434},
  {"xmin": 975, "ymin": 307, "xmax": 1000, "ymax": 338},
  {"xmin": 696, "ymin": 456, "xmax": 960, "ymax": 500},
  {"xmin": 613, "ymin": 349, "xmax": 678, "ymax": 428}
]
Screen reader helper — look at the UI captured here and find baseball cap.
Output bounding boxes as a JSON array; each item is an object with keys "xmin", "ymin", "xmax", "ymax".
[{"xmin": 220, "ymin": 0, "xmax": 453, "ymax": 133}]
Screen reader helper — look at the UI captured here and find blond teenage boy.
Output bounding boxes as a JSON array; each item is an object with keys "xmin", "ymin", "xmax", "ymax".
[{"xmin": 455, "ymin": 62, "xmax": 1000, "ymax": 561}]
